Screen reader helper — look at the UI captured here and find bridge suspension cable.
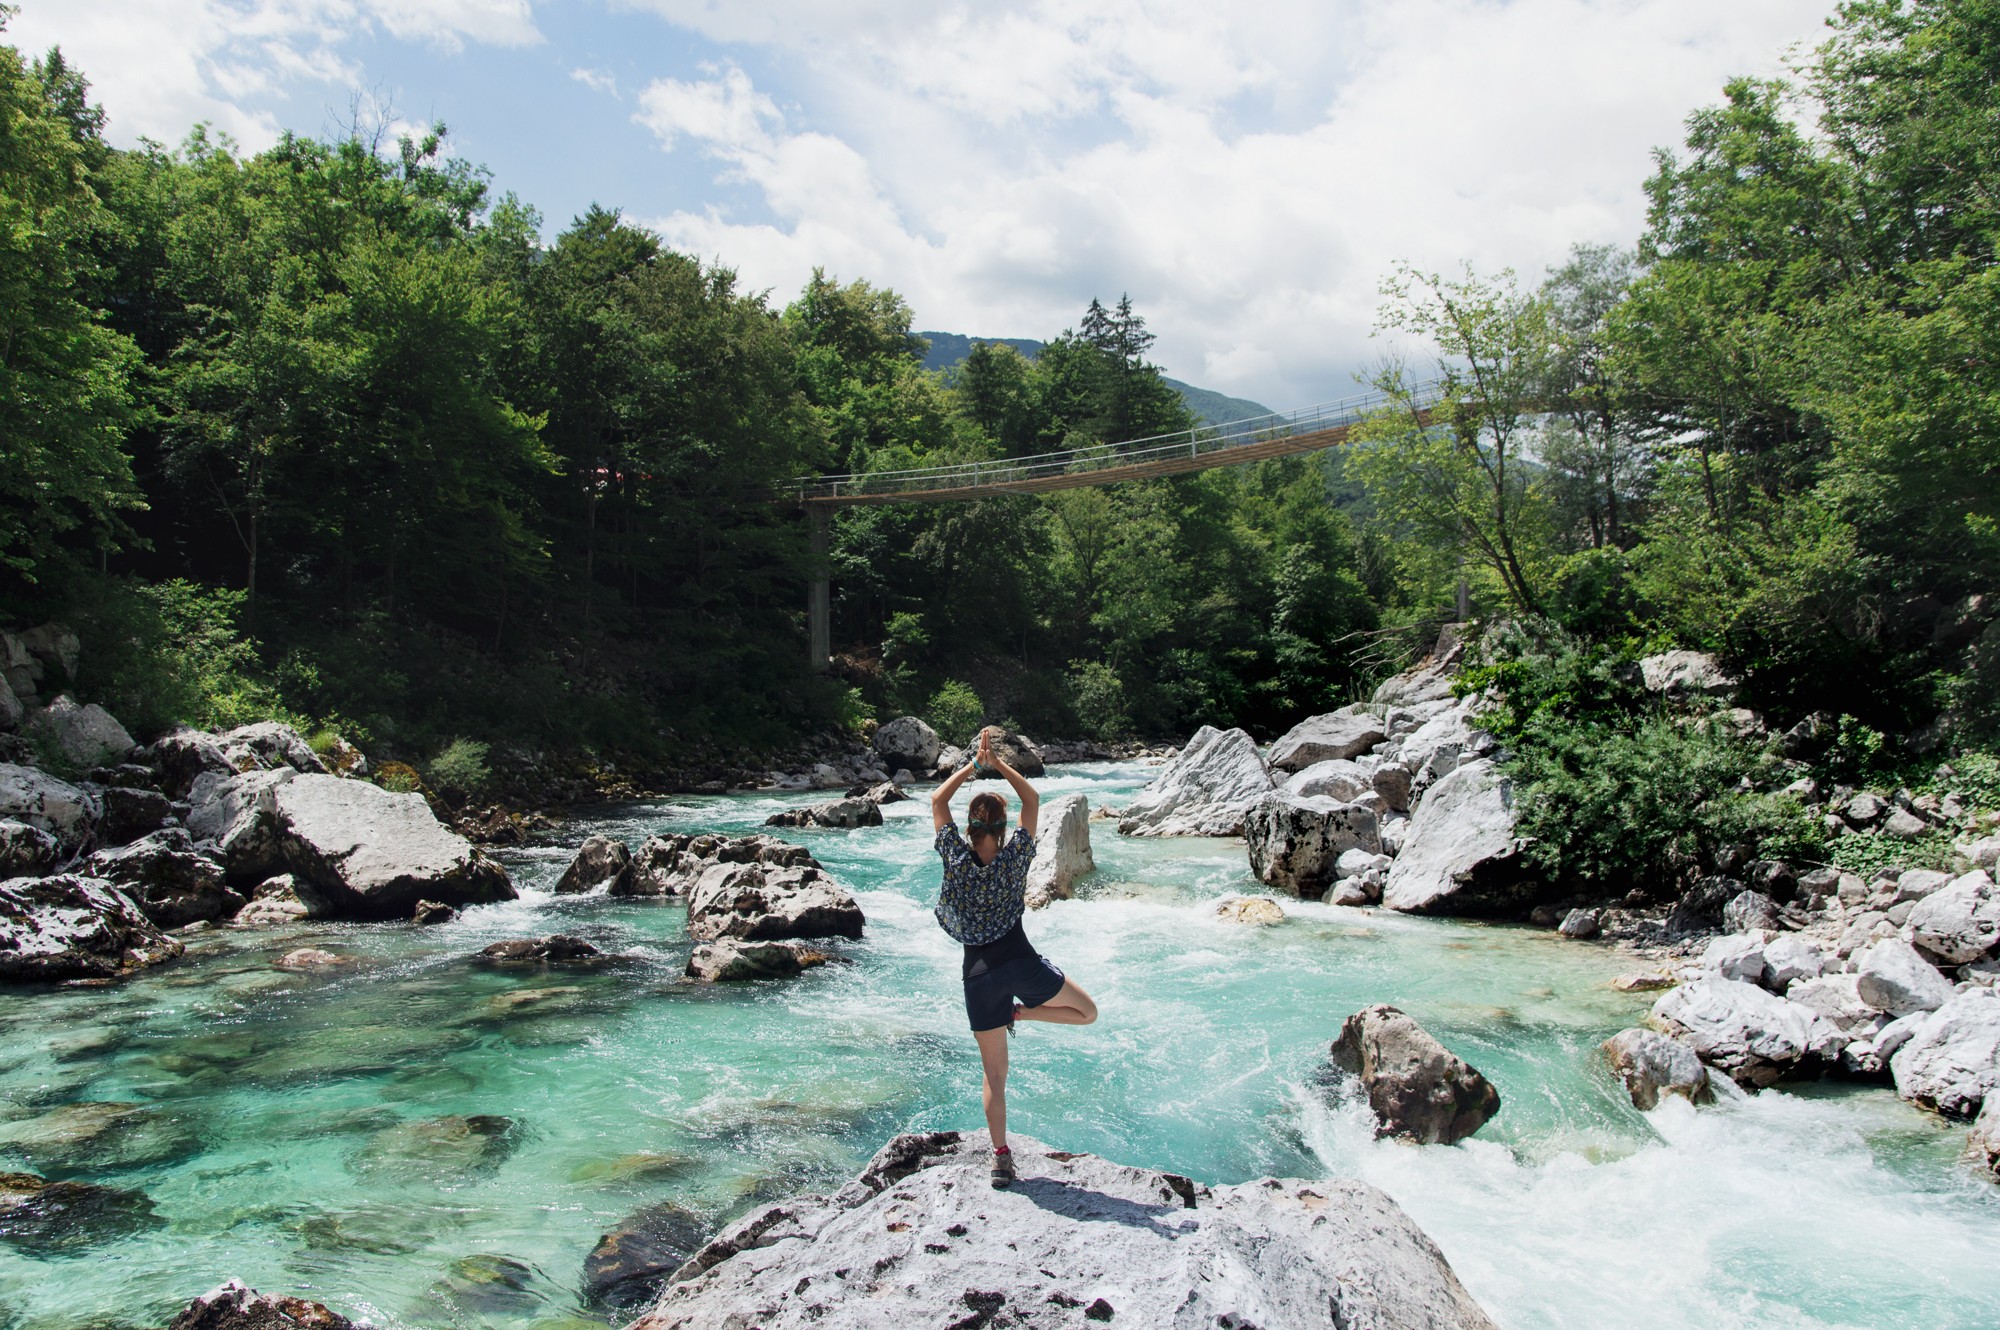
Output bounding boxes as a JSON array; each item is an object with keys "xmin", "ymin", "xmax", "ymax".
[{"xmin": 777, "ymin": 380, "xmax": 1445, "ymax": 507}]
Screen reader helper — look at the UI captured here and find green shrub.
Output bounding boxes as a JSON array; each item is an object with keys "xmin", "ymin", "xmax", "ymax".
[
  {"xmin": 927, "ymin": 679, "xmax": 984, "ymax": 745},
  {"xmin": 71, "ymin": 577, "xmax": 299, "ymax": 737},
  {"xmin": 1934, "ymin": 751, "xmax": 2000, "ymax": 814},
  {"xmin": 1066, "ymin": 659, "xmax": 1132, "ymax": 739},
  {"xmin": 1826, "ymin": 830, "xmax": 1958, "ymax": 878},
  {"xmin": 425, "ymin": 738, "xmax": 491, "ymax": 795},
  {"xmin": 374, "ymin": 760, "xmax": 423, "ymax": 794}
]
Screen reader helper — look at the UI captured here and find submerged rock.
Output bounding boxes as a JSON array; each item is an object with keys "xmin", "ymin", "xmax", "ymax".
[
  {"xmin": 0, "ymin": 1100, "xmax": 200, "ymax": 1172},
  {"xmin": 412, "ymin": 899, "xmax": 457, "ymax": 926},
  {"xmin": 584, "ymin": 1200, "xmax": 712, "ymax": 1315},
  {"xmin": 1024, "ymin": 793, "xmax": 1094, "ymax": 909},
  {"xmin": 1268, "ymin": 706, "xmax": 1388, "ymax": 773},
  {"xmin": 478, "ymin": 935, "xmax": 602, "ymax": 963},
  {"xmin": 1115, "ymin": 725, "xmax": 1273, "ymax": 837},
  {"xmin": 764, "ymin": 797, "xmax": 883, "ymax": 830},
  {"xmin": 685, "ymin": 862, "xmax": 864, "ymax": 942},
  {"xmin": 1327, "ymin": 1004, "xmax": 1500, "ymax": 1144},
  {"xmin": 630, "ymin": 1131, "xmax": 1499, "ymax": 1330},
  {"xmin": 1380, "ymin": 760, "xmax": 1528, "ymax": 916},
  {"xmin": 1601, "ymin": 1028, "xmax": 1710, "ymax": 1110},
  {"xmin": 165, "ymin": 1278, "xmax": 360, "ymax": 1330},
  {"xmin": 231, "ymin": 874, "xmax": 312, "ymax": 927},
  {"xmin": 1244, "ymin": 793, "xmax": 1381, "ymax": 899},
  {"xmin": 555, "ymin": 835, "xmax": 636, "ymax": 894},
  {"xmin": 1213, "ymin": 895, "xmax": 1287, "ymax": 925},
  {"xmin": 0, "ymin": 873, "xmax": 184, "ymax": 981},
  {"xmin": 354, "ymin": 1114, "xmax": 520, "ymax": 1182},
  {"xmin": 1971, "ymin": 1098, "xmax": 2000, "ymax": 1182},
  {"xmin": 685, "ymin": 939, "xmax": 835, "ymax": 983},
  {"xmin": 83, "ymin": 829, "xmax": 244, "ymax": 929},
  {"xmin": 0, "ymin": 1169, "xmax": 162, "ymax": 1257}
]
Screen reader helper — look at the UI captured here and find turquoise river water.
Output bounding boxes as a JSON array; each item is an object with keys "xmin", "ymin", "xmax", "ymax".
[{"xmin": 1, "ymin": 761, "xmax": 1997, "ymax": 1329}]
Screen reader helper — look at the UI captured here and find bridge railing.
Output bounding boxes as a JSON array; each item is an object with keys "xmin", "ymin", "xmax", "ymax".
[{"xmin": 776, "ymin": 379, "xmax": 1446, "ymax": 503}]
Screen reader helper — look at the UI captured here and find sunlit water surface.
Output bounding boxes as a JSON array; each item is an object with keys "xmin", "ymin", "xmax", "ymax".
[{"xmin": 1, "ymin": 762, "xmax": 1995, "ymax": 1329}]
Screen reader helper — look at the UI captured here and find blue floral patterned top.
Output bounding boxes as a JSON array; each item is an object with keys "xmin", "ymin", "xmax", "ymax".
[{"xmin": 933, "ymin": 823, "xmax": 1038, "ymax": 946}]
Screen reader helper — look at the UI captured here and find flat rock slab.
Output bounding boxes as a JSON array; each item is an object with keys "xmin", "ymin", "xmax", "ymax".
[
  {"xmin": 632, "ymin": 1132, "xmax": 1498, "ymax": 1330},
  {"xmin": 1268, "ymin": 707, "xmax": 1388, "ymax": 772},
  {"xmin": 0, "ymin": 874, "xmax": 184, "ymax": 982},
  {"xmin": 269, "ymin": 775, "xmax": 516, "ymax": 919}
]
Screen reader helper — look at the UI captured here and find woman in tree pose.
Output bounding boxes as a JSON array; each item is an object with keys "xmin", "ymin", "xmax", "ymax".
[{"xmin": 930, "ymin": 725, "xmax": 1098, "ymax": 1188}]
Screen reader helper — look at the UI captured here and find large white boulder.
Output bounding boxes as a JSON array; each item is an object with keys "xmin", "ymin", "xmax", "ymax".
[
  {"xmin": 1890, "ymin": 990, "xmax": 2000, "ymax": 1117},
  {"xmin": 0, "ymin": 762, "xmax": 99, "ymax": 846},
  {"xmin": 214, "ymin": 721, "xmax": 328, "ymax": 776},
  {"xmin": 1638, "ymin": 649, "xmax": 1738, "ymax": 698},
  {"xmin": 1280, "ymin": 758, "xmax": 1371, "ymax": 802},
  {"xmin": 190, "ymin": 770, "xmax": 514, "ymax": 919},
  {"xmin": 873, "ymin": 717, "xmax": 941, "ymax": 774},
  {"xmin": 1024, "ymin": 793, "xmax": 1094, "ymax": 909},
  {"xmin": 1116, "ymin": 725, "xmax": 1273, "ymax": 837},
  {"xmin": 24, "ymin": 695, "xmax": 134, "ymax": 769},
  {"xmin": 0, "ymin": 874, "xmax": 184, "ymax": 981},
  {"xmin": 1651, "ymin": 977, "xmax": 1840, "ymax": 1088},
  {"xmin": 1907, "ymin": 871, "xmax": 2000, "ymax": 965},
  {"xmin": 631, "ymin": 1132, "xmax": 1500, "ymax": 1330},
  {"xmin": 686, "ymin": 861, "xmax": 864, "ymax": 942},
  {"xmin": 1855, "ymin": 938, "xmax": 1955, "ymax": 1016},
  {"xmin": 1244, "ymin": 794, "xmax": 1381, "ymax": 899},
  {"xmin": 1268, "ymin": 706, "xmax": 1387, "ymax": 773},
  {"xmin": 1380, "ymin": 759, "xmax": 1526, "ymax": 915},
  {"xmin": 1601, "ymin": 1028, "xmax": 1710, "ymax": 1110}
]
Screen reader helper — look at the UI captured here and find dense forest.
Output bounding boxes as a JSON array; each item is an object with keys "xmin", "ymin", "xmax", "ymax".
[{"xmin": 2, "ymin": 2, "xmax": 1995, "ymax": 875}]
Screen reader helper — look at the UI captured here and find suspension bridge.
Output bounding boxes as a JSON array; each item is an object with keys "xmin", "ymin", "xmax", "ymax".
[{"xmin": 782, "ymin": 381, "xmax": 1445, "ymax": 669}]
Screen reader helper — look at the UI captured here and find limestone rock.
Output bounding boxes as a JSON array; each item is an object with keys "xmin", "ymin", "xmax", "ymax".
[
  {"xmin": 1244, "ymin": 793, "xmax": 1381, "ymax": 900},
  {"xmin": 164, "ymin": 1279, "xmax": 359, "ymax": 1330},
  {"xmin": 0, "ymin": 762, "xmax": 99, "ymax": 846},
  {"xmin": 1327, "ymin": 1004, "xmax": 1501, "ymax": 1144},
  {"xmin": 864, "ymin": 780, "xmax": 905, "ymax": 805},
  {"xmin": 1373, "ymin": 763, "xmax": 1414, "ymax": 813},
  {"xmin": 765, "ymin": 797, "xmax": 883, "ymax": 830},
  {"xmin": 686, "ymin": 862, "xmax": 864, "ymax": 942},
  {"xmin": 0, "ymin": 819, "xmax": 57, "ymax": 878},
  {"xmin": 874, "ymin": 717, "xmax": 942, "ymax": 773},
  {"xmin": 622, "ymin": 833, "xmax": 820, "ymax": 899},
  {"xmin": 1700, "ymin": 932, "xmax": 1774, "ymax": 987},
  {"xmin": 0, "ymin": 1169, "xmax": 162, "ymax": 1257},
  {"xmin": 1908, "ymin": 871, "xmax": 2000, "ymax": 965},
  {"xmin": 1787, "ymin": 974, "xmax": 1881, "ymax": 1032},
  {"xmin": 1651, "ymin": 977, "xmax": 1837, "ymax": 1088},
  {"xmin": 1890, "ymin": 989, "xmax": 2000, "ymax": 1117},
  {"xmin": 1611, "ymin": 972, "xmax": 1676, "ymax": 993},
  {"xmin": 148, "ymin": 729, "xmax": 236, "ymax": 799},
  {"xmin": 231, "ymin": 875, "xmax": 312, "ymax": 927},
  {"xmin": 1557, "ymin": 908, "xmax": 1600, "ymax": 940},
  {"xmin": 1115, "ymin": 725, "xmax": 1273, "ymax": 837},
  {"xmin": 275, "ymin": 948, "xmax": 348, "ymax": 969},
  {"xmin": 1024, "ymin": 793, "xmax": 1093, "ymax": 909},
  {"xmin": 82, "ymin": 829, "xmax": 243, "ymax": 929},
  {"xmin": 0, "ymin": 874, "xmax": 183, "ymax": 981},
  {"xmin": 1892, "ymin": 868, "xmax": 1955, "ymax": 904},
  {"xmin": 685, "ymin": 939, "xmax": 834, "ymax": 983},
  {"xmin": 1601, "ymin": 1028, "xmax": 1710, "ymax": 1110},
  {"xmin": 97, "ymin": 785, "xmax": 173, "ymax": 847},
  {"xmin": 555, "ymin": 836, "xmax": 636, "ymax": 894},
  {"xmin": 24, "ymin": 695, "xmax": 134, "ymax": 769},
  {"xmin": 1856, "ymin": 938, "xmax": 1955, "ymax": 1016},
  {"xmin": 1370, "ymin": 623, "xmax": 1467, "ymax": 706},
  {"xmin": 630, "ymin": 1131, "xmax": 1499, "ymax": 1330},
  {"xmin": 1638, "ymin": 650, "xmax": 1738, "ymax": 698},
  {"xmin": 987, "ymin": 730, "xmax": 1047, "ymax": 778},
  {"xmin": 1213, "ymin": 895, "xmax": 1287, "ymax": 925},
  {"xmin": 1280, "ymin": 757, "xmax": 1370, "ymax": 802},
  {"xmin": 411, "ymin": 899, "xmax": 457, "ymax": 926},
  {"xmin": 1723, "ymin": 889, "xmax": 1782, "ymax": 934},
  {"xmin": 215, "ymin": 721, "xmax": 328, "ymax": 776},
  {"xmin": 203, "ymin": 773, "xmax": 516, "ymax": 919},
  {"xmin": 1380, "ymin": 759, "xmax": 1527, "ymax": 916},
  {"xmin": 0, "ymin": 671, "xmax": 19, "ymax": 730},
  {"xmin": 1268, "ymin": 706, "xmax": 1388, "ymax": 773},
  {"xmin": 1761, "ymin": 934, "xmax": 1829, "ymax": 990},
  {"xmin": 1970, "ymin": 1097, "xmax": 2000, "ymax": 1182}
]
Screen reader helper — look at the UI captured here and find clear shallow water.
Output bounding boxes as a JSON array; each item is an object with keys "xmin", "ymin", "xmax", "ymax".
[{"xmin": 0, "ymin": 760, "xmax": 1993, "ymax": 1330}]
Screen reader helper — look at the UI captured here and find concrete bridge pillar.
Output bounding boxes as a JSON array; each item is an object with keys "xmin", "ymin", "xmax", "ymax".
[{"xmin": 809, "ymin": 506, "xmax": 831, "ymax": 672}]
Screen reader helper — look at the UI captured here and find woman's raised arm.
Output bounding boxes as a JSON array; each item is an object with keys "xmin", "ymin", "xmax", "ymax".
[
  {"xmin": 931, "ymin": 756, "xmax": 977, "ymax": 832},
  {"xmin": 977, "ymin": 726, "xmax": 1038, "ymax": 838}
]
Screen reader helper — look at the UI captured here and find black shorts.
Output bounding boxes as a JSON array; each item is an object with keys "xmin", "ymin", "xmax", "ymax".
[{"xmin": 963, "ymin": 952, "xmax": 1067, "ymax": 1032}]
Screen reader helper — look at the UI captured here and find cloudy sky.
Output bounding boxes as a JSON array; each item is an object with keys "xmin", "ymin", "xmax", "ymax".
[{"xmin": 16, "ymin": 0, "xmax": 1834, "ymax": 408}]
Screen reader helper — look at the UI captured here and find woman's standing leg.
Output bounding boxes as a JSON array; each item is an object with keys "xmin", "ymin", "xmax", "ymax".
[{"xmin": 974, "ymin": 1026, "xmax": 1010, "ymax": 1147}]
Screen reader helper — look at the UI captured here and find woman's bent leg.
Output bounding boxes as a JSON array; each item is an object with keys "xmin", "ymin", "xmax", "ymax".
[
  {"xmin": 974, "ymin": 1026, "xmax": 1010, "ymax": 1148},
  {"xmin": 1020, "ymin": 977, "xmax": 1097, "ymax": 1025}
]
